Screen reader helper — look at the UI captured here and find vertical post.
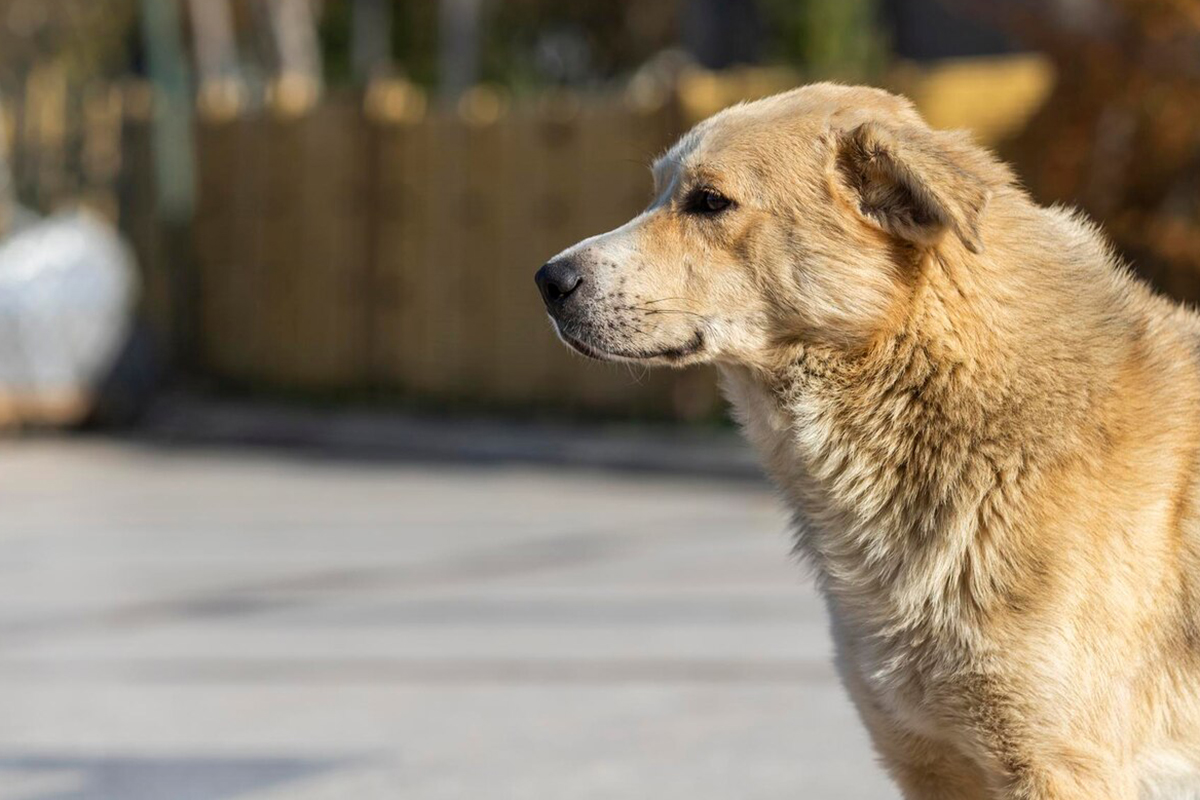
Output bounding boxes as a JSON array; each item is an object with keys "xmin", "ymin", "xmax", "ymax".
[
  {"xmin": 439, "ymin": 0, "xmax": 481, "ymax": 101},
  {"xmin": 186, "ymin": 0, "xmax": 243, "ymax": 119},
  {"xmin": 352, "ymin": 0, "xmax": 394, "ymax": 82},
  {"xmin": 264, "ymin": 0, "xmax": 324, "ymax": 114},
  {"xmin": 138, "ymin": 0, "xmax": 197, "ymax": 363},
  {"xmin": 138, "ymin": 0, "xmax": 195, "ymax": 222}
]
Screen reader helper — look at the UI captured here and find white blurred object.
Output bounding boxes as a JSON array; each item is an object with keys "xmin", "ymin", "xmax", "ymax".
[{"xmin": 0, "ymin": 210, "xmax": 139, "ymax": 397}]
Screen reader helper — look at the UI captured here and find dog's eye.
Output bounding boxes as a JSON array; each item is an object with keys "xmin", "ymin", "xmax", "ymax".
[{"xmin": 686, "ymin": 188, "xmax": 733, "ymax": 215}]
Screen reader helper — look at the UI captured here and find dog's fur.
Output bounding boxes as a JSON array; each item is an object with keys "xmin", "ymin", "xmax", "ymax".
[{"xmin": 535, "ymin": 84, "xmax": 1200, "ymax": 798}]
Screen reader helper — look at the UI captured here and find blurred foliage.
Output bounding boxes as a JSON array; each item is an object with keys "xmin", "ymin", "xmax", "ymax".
[
  {"xmin": 464, "ymin": 0, "xmax": 881, "ymax": 89},
  {"xmin": 761, "ymin": 0, "xmax": 885, "ymax": 80},
  {"xmin": 315, "ymin": 0, "xmax": 882, "ymax": 91},
  {"xmin": 478, "ymin": 0, "xmax": 678, "ymax": 90},
  {"xmin": 970, "ymin": 0, "xmax": 1200, "ymax": 302},
  {"xmin": 318, "ymin": 0, "xmax": 438, "ymax": 86},
  {"xmin": 0, "ymin": 0, "xmax": 889, "ymax": 92},
  {"xmin": 314, "ymin": 0, "xmax": 674, "ymax": 91},
  {"xmin": 317, "ymin": 1, "xmax": 354, "ymax": 82}
]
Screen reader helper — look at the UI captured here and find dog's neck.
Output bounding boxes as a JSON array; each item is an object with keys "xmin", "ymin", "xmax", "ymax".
[{"xmin": 719, "ymin": 245, "xmax": 1115, "ymax": 637}]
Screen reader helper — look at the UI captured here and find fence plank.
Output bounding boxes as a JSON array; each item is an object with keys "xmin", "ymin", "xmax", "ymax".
[
  {"xmin": 121, "ymin": 92, "xmax": 172, "ymax": 346},
  {"xmin": 193, "ymin": 111, "xmax": 239, "ymax": 377},
  {"xmin": 417, "ymin": 112, "xmax": 469, "ymax": 397},
  {"xmin": 256, "ymin": 111, "xmax": 307, "ymax": 384},
  {"xmin": 288, "ymin": 100, "xmax": 370, "ymax": 387},
  {"xmin": 369, "ymin": 106, "xmax": 425, "ymax": 391},
  {"xmin": 457, "ymin": 99, "xmax": 506, "ymax": 400},
  {"xmin": 196, "ymin": 110, "xmax": 272, "ymax": 382}
]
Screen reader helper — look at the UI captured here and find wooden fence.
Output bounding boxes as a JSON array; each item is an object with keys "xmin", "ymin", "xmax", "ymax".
[{"xmin": 143, "ymin": 83, "xmax": 720, "ymax": 419}]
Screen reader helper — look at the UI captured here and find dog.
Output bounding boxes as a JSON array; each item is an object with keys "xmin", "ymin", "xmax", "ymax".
[{"xmin": 534, "ymin": 83, "xmax": 1200, "ymax": 798}]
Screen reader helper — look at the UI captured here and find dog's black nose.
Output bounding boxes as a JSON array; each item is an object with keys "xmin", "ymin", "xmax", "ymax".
[{"xmin": 535, "ymin": 259, "xmax": 583, "ymax": 307}]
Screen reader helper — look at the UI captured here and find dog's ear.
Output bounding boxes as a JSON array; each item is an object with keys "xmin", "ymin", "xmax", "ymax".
[{"xmin": 834, "ymin": 122, "xmax": 989, "ymax": 254}]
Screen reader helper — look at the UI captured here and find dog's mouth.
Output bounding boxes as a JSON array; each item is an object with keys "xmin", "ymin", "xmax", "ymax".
[{"xmin": 554, "ymin": 324, "xmax": 705, "ymax": 364}]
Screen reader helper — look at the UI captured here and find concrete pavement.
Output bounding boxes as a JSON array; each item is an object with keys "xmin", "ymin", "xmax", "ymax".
[{"xmin": 0, "ymin": 438, "xmax": 896, "ymax": 799}]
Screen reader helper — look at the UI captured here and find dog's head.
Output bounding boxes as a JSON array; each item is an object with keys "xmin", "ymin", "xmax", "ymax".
[{"xmin": 535, "ymin": 83, "xmax": 1001, "ymax": 369}]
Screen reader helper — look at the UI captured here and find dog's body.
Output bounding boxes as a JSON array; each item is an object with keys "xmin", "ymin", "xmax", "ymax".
[{"xmin": 534, "ymin": 84, "xmax": 1200, "ymax": 798}]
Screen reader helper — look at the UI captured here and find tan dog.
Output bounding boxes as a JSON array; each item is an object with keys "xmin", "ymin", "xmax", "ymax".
[{"xmin": 534, "ymin": 83, "xmax": 1200, "ymax": 798}]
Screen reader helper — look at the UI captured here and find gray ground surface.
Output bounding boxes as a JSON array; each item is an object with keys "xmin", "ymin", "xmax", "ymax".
[{"xmin": 0, "ymin": 437, "xmax": 896, "ymax": 799}]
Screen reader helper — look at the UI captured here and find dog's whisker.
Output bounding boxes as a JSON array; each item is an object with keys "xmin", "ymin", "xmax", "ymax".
[{"xmin": 632, "ymin": 306, "xmax": 705, "ymax": 318}]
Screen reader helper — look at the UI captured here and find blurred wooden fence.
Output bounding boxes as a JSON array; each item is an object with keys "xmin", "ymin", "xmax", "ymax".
[{"xmin": 126, "ymin": 82, "xmax": 723, "ymax": 419}]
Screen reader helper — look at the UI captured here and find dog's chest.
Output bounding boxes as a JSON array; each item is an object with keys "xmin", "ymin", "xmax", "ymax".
[
  {"xmin": 830, "ymin": 604, "xmax": 970, "ymax": 741},
  {"xmin": 720, "ymin": 368, "xmax": 797, "ymax": 476},
  {"xmin": 718, "ymin": 366, "xmax": 820, "ymax": 511},
  {"xmin": 1138, "ymin": 747, "xmax": 1200, "ymax": 799},
  {"xmin": 720, "ymin": 366, "xmax": 983, "ymax": 736}
]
